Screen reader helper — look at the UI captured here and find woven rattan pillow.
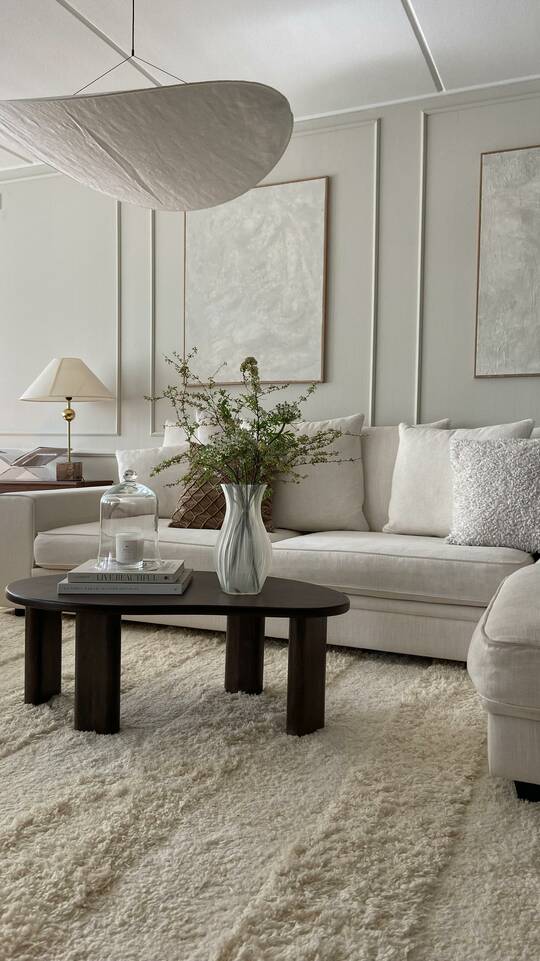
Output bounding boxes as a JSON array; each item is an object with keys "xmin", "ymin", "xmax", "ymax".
[{"xmin": 170, "ymin": 480, "xmax": 273, "ymax": 531}]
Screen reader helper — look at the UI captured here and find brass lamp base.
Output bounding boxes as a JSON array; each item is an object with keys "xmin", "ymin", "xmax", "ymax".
[{"xmin": 56, "ymin": 461, "xmax": 83, "ymax": 482}]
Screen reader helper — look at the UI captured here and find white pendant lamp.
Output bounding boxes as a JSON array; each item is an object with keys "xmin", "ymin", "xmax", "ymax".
[
  {"xmin": 0, "ymin": 4, "xmax": 293, "ymax": 212},
  {"xmin": 0, "ymin": 81, "xmax": 293, "ymax": 212}
]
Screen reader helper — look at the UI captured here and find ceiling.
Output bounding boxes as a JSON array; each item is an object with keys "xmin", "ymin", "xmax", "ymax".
[{"xmin": 1, "ymin": 0, "xmax": 540, "ymax": 168}]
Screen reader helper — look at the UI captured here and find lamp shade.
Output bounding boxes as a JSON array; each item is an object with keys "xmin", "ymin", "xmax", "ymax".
[
  {"xmin": 20, "ymin": 358, "xmax": 114, "ymax": 402},
  {"xmin": 0, "ymin": 81, "xmax": 293, "ymax": 212}
]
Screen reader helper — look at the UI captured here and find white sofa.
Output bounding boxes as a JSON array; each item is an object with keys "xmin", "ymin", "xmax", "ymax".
[
  {"xmin": 0, "ymin": 425, "xmax": 535, "ymax": 663},
  {"xmin": 468, "ymin": 564, "xmax": 540, "ymax": 800}
]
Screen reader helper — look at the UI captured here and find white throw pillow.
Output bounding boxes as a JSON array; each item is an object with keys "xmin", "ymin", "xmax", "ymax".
[
  {"xmin": 384, "ymin": 420, "xmax": 534, "ymax": 538},
  {"xmin": 116, "ymin": 445, "xmax": 188, "ymax": 518},
  {"xmin": 162, "ymin": 421, "xmax": 187, "ymax": 446},
  {"xmin": 272, "ymin": 413, "xmax": 367, "ymax": 533},
  {"xmin": 448, "ymin": 438, "xmax": 540, "ymax": 553}
]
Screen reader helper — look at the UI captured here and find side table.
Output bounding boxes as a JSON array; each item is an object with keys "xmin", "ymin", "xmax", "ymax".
[{"xmin": 0, "ymin": 480, "xmax": 112, "ymax": 493}]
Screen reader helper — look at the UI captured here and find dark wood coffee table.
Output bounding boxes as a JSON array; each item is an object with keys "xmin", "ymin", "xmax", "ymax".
[{"xmin": 6, "ymin": 573, "xmax": 349, "ymax": 737}]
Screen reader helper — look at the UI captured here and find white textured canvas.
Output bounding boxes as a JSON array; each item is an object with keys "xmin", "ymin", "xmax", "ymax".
[
  {"xmin": 184, "ymin": 178, "xmax": 327, "ymax": 384},
  {"xmin": 476, "ymin": 146, "xmax": 540, "ymax": 376}
]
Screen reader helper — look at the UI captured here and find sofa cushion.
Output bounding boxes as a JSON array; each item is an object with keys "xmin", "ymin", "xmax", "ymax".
[
  {"xmin": 468, "ymin": 564, "xmax": 540, "ymax": 719},
  {"xmin": 384, "ymin": 420, "xmax": 534, "ymax": 538},
  {"xmin": 272, "ymin": 413, "xmax": 367, "ymax": 533},
  {"xmin": 34, "ymin": 520, "xmax": 299, "ymax": 572},
  {"xmin": 361, "ymin": 420, "xmax": 450, "ymax": 532},
  {"xmin": 162, "ymin": 421, "xmax": 187, "ymax": 445},
  {"xmin": 116, "ymin": 446, "xmax": 188, "ymax": 518},
  {"xmin": 271, "ymin": 531, "xmax": 532, "ymax": 606},
  {"xmin": 448, "ymin": 438, "xmax": 540, "ymax": 553}
]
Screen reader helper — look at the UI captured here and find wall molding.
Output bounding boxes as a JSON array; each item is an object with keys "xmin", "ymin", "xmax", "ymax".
[
  {"xmin": 295, "ymin": 76, "xmax": 540, "ymax": 127},
  {"xmin": 0, "ymin": 169, "xmax": 122, "ymax": 437},
  {"xmin": 149, "ymin": 209, "xmax": 161, "ymax": 437},
  {"xmin": 413, "ymin": 111, "xmax": 428, "ymax": 424},
  {"xmin": 368, "ymin": 118, "xmax": 381, "ymax": 426},
  {"xmin": 0, "ymin": 164, "xmax": 58, "ymax": 184},
  {"xmin": 293, "ymin": 116, "xmax": 382, "ymax": 139}
]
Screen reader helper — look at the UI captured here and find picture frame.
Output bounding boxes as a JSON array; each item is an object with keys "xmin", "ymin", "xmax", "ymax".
[
  {"xmin": 183, "ymin": 176, "xmax": 328, "ymax": 385},
  {"xmin": 475, "ymin": 143, "xmax": 540, "ymax": 378}
]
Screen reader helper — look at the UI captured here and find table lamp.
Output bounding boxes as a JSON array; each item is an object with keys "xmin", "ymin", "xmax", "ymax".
[{"xmin": 20, "ymin": 358, "xmax": 114, "ymax": 481}]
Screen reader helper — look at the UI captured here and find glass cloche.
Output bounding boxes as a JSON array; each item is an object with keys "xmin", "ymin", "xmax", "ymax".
[{"xmin": 97, "ymin": 470, "xmax": 161, "ymax": 571}]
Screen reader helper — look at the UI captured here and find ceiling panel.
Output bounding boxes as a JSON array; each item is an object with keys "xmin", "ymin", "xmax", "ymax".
[
  {"xmin": 0, "ymin": 0, "xmax": 121, "ymax": 100},
  {"xmin": 413, "ymin": 0, "xmax": 540, "ymax": 89},
  {"xmin": 68, "ymin": 0, "xmax": 437, "ymax": 117}
]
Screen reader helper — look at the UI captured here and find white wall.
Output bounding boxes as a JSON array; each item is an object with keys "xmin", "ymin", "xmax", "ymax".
[{"xmin": 2, "ymin": 77, "xmax": 540, "ymax": 468}]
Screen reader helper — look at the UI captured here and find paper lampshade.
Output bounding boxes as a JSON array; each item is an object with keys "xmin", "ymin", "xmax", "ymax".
[{"xmin": 0, "ymin": 81, "xmax": 293, "ymax": 212}]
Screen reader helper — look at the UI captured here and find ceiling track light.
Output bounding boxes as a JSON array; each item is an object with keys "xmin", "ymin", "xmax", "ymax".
[{"xmin": 0, "ymin": 1, "xmax": 293, "ymax": 211}]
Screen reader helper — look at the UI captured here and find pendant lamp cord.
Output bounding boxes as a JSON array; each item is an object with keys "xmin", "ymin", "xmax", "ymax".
[{"xmin": 73, "ymin": 0, "xmax": 186, "ymax": 96}]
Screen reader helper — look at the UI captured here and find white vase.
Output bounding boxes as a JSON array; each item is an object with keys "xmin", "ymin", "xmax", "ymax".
[{"xmin": 215, "ymin": 484, "xmax": 272, "ymax": 594}]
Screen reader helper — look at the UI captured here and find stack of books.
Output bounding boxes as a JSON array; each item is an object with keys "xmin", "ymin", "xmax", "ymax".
[{"xmin": 57, "ymin": 559, "xmax": 192, "ymax": 595}]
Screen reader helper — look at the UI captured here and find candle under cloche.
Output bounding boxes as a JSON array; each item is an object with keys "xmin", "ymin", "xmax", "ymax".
[{"xmin": 97, "ymin": 470, "xmax": 160, "ymax": 571}]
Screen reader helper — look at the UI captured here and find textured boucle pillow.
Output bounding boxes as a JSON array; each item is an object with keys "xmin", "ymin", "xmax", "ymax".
[{"xmin": 448, "ymin": 438, "xmax": 540, "ymax": 553}]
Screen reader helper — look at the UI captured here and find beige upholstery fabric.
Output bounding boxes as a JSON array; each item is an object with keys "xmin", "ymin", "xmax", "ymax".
[
  {"xmin": 0, "ymin": 487, "xmax": 109, "ymax": 603},
  {"xmin": 34, "ymin": 524, "xmax": 532, "ymax": 606},
  {"xmin": 487, "ymin": 713, "xmax": 540, "ymax": 784},
  {"xmin": 384, "ymin": 420, "xmax": 534, "ymax": 538},
  {"xmin": 116, "ymin": 446, "xmax": 188, "ymax": 518},
  {"xmin": 361, "ymin": 426, "xmax": 400, "ymax": 534},
  {"xmin": 361, "ymin": 421, "xmax": 450, "ymax": 532},
  {"xmin": 468, "ymin": 564, "xmax": 540, "ymax": 719},
  {"xmin": 272, "ymin": 413, "xmax": 367, "ymax": 532},
  {"xmin": 271, "ymin": 531, "xmax": 531, "ymax": 606},
  {"xmin": 33, "ymin": 520, "xmax": 298, "ymax": 572}
]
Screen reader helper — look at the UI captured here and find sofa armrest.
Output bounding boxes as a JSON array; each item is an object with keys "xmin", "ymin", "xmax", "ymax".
[{"xmin": 0, "ymin": 487, "xmax": 106, "ymax": 603}]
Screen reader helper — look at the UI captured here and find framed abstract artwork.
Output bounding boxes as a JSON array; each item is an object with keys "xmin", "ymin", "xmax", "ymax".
[
  {"xmin": 475, "ymin": 144, "xmax": 540, "ymax": 377},
  {"xmin": 183, "ymin": 176, "xmax": 328, "ymax": 384}
]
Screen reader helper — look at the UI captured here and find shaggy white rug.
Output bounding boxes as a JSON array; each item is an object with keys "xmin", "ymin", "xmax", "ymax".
[{"xmin": 0, "ymin": 613, "xmax": 538, "ymax": 961}]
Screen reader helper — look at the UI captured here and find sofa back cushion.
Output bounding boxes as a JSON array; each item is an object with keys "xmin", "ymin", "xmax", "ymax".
[
  {"xmin": 116, "ymin": 445, "xmax": 188, "ymax": 518},
  {"xmin": 162, "ymin": 421, "xmax": 187, "ymax": 445},
  {"xmin": 448, "ymin": 438, "xmax": 540, "ymax": 553},
  {"xmin": 272, "ymin": 413, "xmax": 367, "ymax": 533},
  {"xmin": 361, "ymin": 421, "xmax": 450, "ymax": 531},
  {"xmin": 384, "ymin": 420, "xmax": 534, "ymax": 538}
]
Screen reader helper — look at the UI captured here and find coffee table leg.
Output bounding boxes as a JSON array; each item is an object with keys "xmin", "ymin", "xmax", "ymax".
[
  {"xmin": 75, "ymin": 611, "xmax": 121, "ymax": 734},
  {"xmin": 225, "ymin": 614, "xmax": 265, "ymax": 694},
  {"xmin": 25, "ymin": 607, "xmax": 62, "ymax": 704},
  {"xmin": 287, "ymin": 616, "xmax": 327, "ymax": 736}
]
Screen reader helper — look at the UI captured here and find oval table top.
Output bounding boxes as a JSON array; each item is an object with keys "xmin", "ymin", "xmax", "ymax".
[{"xmin": 6, "ymin": 573, "xmax": 350, "ymax": 618}]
